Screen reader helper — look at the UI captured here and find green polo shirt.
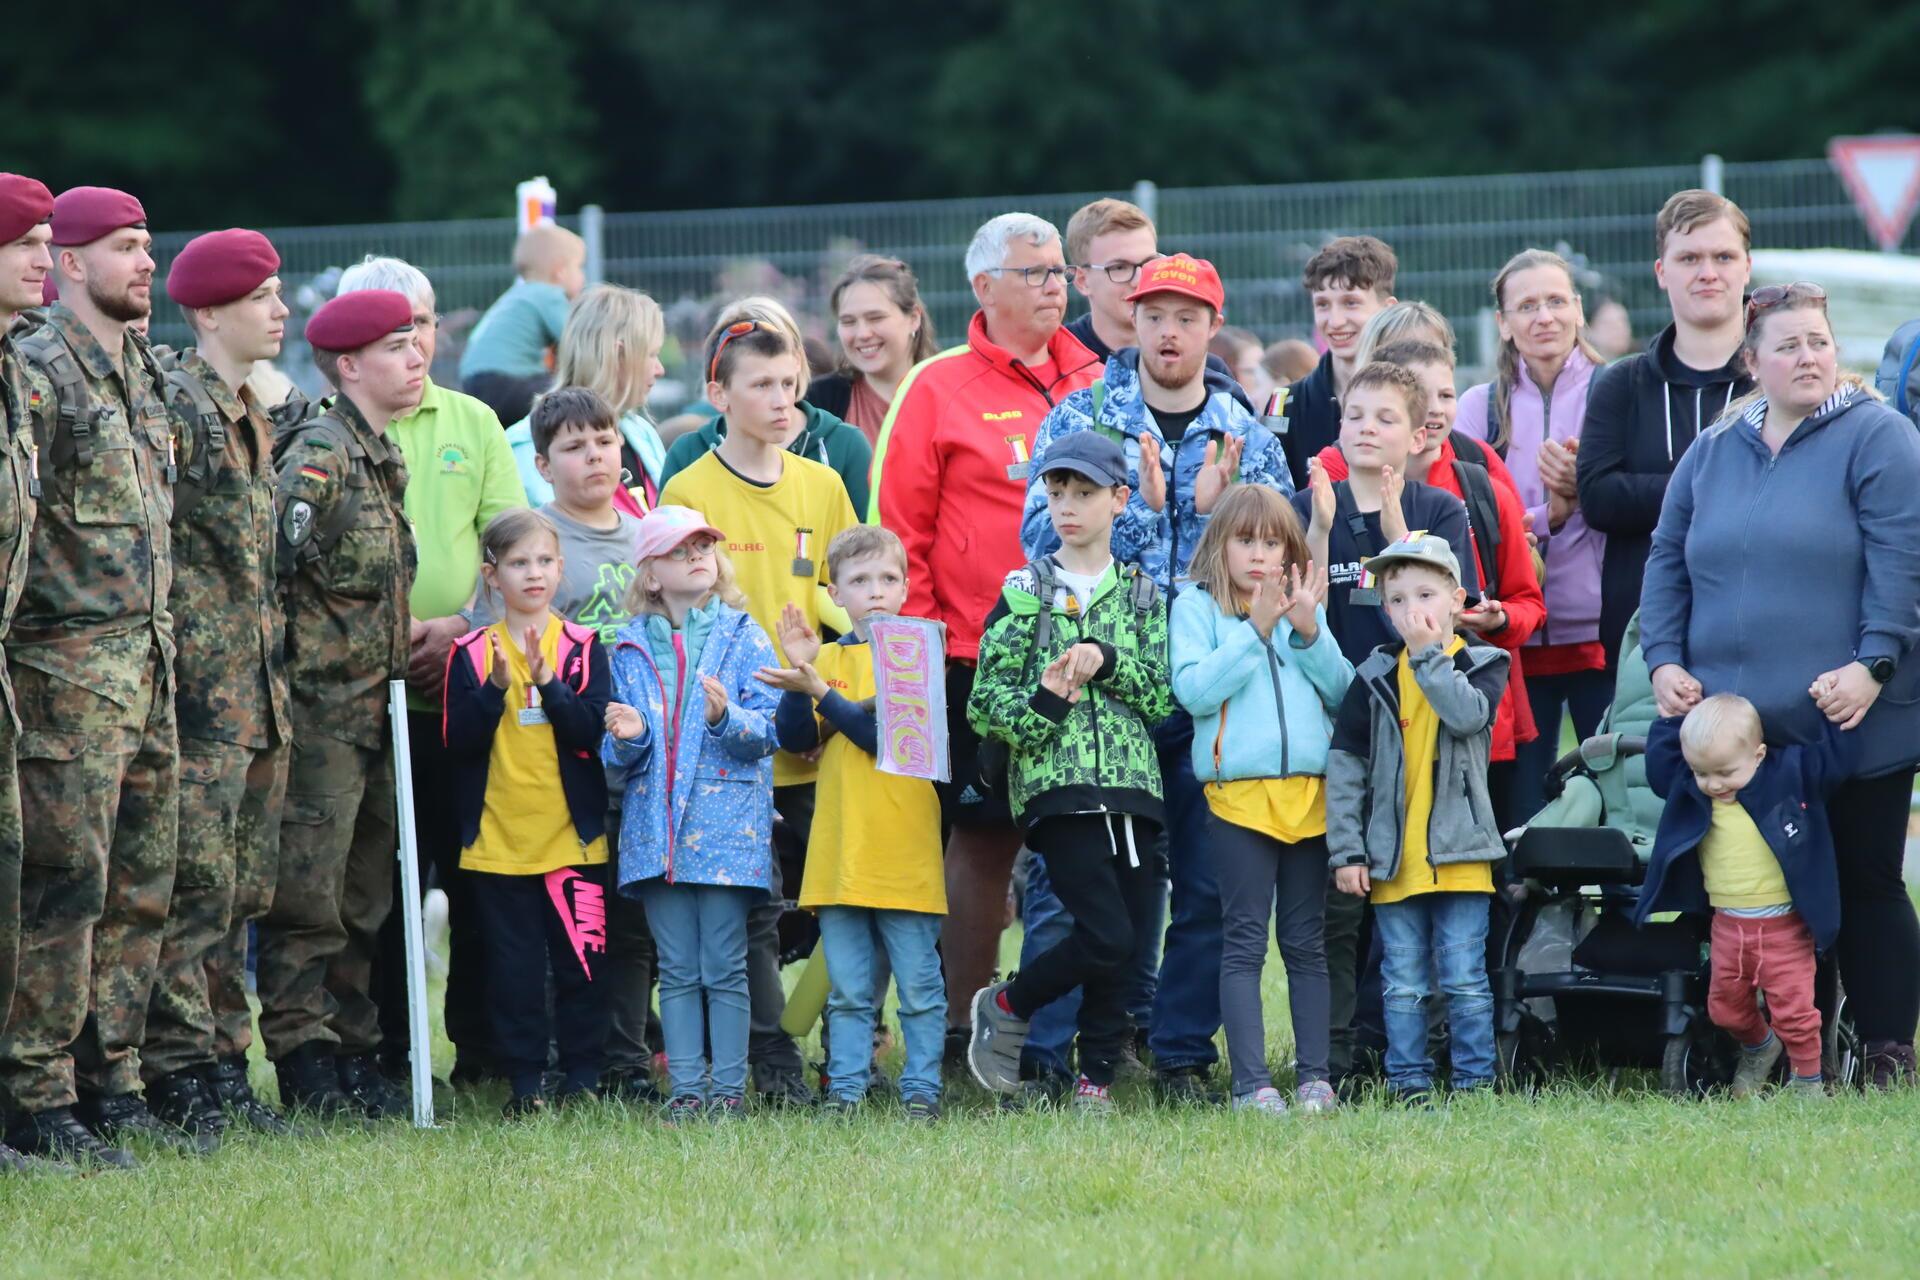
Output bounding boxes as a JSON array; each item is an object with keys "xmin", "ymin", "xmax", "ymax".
[{"xmin": 388, "ymin": 378, "xmax": 529, "ymax": 706}]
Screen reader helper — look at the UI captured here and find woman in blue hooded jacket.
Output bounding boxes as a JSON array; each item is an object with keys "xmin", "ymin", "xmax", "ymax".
[{"xmin": 1640, "ymin": 283, "xmax": 1920, "ymax": 1087}]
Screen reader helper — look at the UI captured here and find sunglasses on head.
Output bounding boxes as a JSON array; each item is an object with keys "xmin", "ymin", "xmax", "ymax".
[
  {"xmin": 1745, "ymin": 281, "xmax": 1827, "ymax": 328},
  {"xmin": 708, "ymin": 319, "xmax": 776, "ymax": 383}
]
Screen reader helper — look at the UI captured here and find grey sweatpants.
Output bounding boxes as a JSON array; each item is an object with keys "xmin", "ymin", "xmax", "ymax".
[{"xmin": 1214, "ymin": 818, "xmax": 1332, "ymax": 1096}]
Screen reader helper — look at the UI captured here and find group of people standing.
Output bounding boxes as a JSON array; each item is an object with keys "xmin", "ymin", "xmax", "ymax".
[{"xmin": 0, "ymin": 167, "xmax": 1915, "ymax": 1170}]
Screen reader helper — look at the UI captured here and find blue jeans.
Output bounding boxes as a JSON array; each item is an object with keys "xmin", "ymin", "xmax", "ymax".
[
  {"xmin": 638, "ymin": 881, "xmax": 754, "ymax": 1102},
  {"xmin": 1374, "ymin": 892, "xmax": 1495, "ymax": 1092},
  {"xmin": 1507, "ymin": 668, "xmax": 1612, "ymax": 828},
  {"xmin": 818, "ymin": 907, "xmax": 945, "ymax": 1103},
  {"xmin": 1148, "ymin": 716, "xmax": 1222, "ymax": 1072},
  {"xmin": 1020, "ymin": 852, "xmax": 1168, "ymax": 1077}
]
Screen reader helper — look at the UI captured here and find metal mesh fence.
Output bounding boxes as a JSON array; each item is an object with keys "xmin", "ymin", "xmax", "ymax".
[{"xmin": 146, "ymin": 157, "xmax": 1904, "ymax": 385}]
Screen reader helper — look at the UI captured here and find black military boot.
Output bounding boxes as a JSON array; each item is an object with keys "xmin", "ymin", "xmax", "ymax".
[
  {"xmin": 1, "ymin": 1137, "xmax": 78, "ymax": 1177},
  {"xmin": 274, "ymin": 1042, "xmax": 356, "ymax": 1119},
  {"xmin": 337, "ymin": 1052, "xmax": 410, "ymax": 1120},
  {"xmin": 80, "ymin": 1090, "xmax": 195, "ymax": 1154},
  {"xmin": 9, "ymin": 1105, "xmax": 139, "ymax": 1171},
  {"xmin": 206, "ymin": 1055, "xmax": 295, "ymax": 1136},
  {"xmin": 146, "ymin": 1068, "xmax": 229, "ymax": 1155}
]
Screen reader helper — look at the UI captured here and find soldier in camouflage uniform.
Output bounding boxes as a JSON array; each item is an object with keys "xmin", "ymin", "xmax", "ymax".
[
  {"xmin": 257, "ymin": 289, "xmax": 419, "ymax": 1119},
  {"xmin": 137, "ymin": 230, "xmax": 296, "ymax": 1149},
  {"xmin": 0, "ymin": 187, "xmax": 181, "ymax": 1171},
  {"xmin": 0, "ymin": 175, "xmax": 54, "ymax": 1176}
]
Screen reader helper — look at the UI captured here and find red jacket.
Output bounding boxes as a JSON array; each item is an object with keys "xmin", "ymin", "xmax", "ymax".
[
  {"xmin": 1317, "ymin": 436, "xmax": 1543, "ymax": 760},
  {"xmin": 871, "ymin": 312, "xmax": 1101, "ymax": 659}
]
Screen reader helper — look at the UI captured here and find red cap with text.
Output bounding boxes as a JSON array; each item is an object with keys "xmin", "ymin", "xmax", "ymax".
[{"xmin": 1125, "ymin": 253, "xmax": 1225, "ymax": 312}]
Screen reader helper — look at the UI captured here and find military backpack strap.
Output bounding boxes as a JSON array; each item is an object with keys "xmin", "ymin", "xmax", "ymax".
[
  {"xmin": 14, "ymin": 326, "xmax": 97, "ymax": 467},
  {"xmin": 164, "ymin": 364, "xmax": 227, "ymax": 521}
]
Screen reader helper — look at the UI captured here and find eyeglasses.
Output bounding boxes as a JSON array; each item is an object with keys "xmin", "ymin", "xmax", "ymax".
[
  {"xmin": 984, "ymin": 265, "xmax": 1072, "ymax": 288},
  {"xmin": 708, "ymin": 320, "xmax": 775, "ymax": 382},
  {"xmin": 1745, "ymin": 281, "xmax": 1828, "ymax": 328},
  {"xmin": 1080, "ymin": 258, "xmax": 1156, "ymax": 285},
  {"xmin": 1500, "ymin": 296, "xmax": 1576, "ymax": 318},
  {"xmin": 664, "ymin": 536, "xmax": 716, "ymax": 562}
]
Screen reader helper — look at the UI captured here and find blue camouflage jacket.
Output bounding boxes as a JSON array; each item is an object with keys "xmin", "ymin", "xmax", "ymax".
[{"xmin": 1019, "ymin": 348, "xmax": 1293, "ymax": 598}]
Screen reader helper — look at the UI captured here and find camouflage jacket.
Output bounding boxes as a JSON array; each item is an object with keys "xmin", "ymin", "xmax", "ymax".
[
  {"xmin": 166, "ymin": 350, "xmax": 290, "ymax": 749},
  {"xmin": 968, "ymin": 559, "xmax": 1172, "ymax": 829},
  {"xmin": 6, "ymin": 303, "xmax": 176, "ymax": 712},
  {"xmin": 0, "ymin": 319, "xmax": 42, "ymax": 727},
  {"xmin": 276, "ymin": 395, "xmax": 415, "ymax": 749}
]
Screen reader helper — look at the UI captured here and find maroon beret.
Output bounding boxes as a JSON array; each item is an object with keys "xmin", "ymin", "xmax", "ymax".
[
  {"xmin": 305, "ymin": 289, "xmax": 415, "ymax": 353},
  {"xmin": 0, "ymin": 174, "xmax": 54, "ymax": 244},
  {"xmin": 165, "ymin": 229, "xmax": 281, "ymax": 309},
  {"xmin": 49, "ymin": 186, "xmax": 146, "ymax": 246}
]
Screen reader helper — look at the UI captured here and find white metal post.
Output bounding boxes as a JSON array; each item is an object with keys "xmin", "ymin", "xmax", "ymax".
[
  {"xmin": 581, "ymin": 203, "xmax": 605, "ymax": 287},
  {"xmin": 1701, "ymin": 153, "xmax": 1724, "ymax": 196},
  {"xmin": 388, "ymin": 681, "xmax": 436, "ymax": 1128}
]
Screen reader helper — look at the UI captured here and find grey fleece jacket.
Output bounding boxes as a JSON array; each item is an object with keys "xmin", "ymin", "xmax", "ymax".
[{"xmin": 1325, "ymin": 641, "xmax": 1511, "ymax": 881}]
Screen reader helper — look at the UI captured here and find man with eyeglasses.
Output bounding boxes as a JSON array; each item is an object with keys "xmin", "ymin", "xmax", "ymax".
[
  {"xmin": 335, "ymin": 257, "xmax": 529, "ymax": 1091},
  {"xmin": 871, "ymin": 212, "xmax": 1101, "ymax": 1062},
  {"xmin": 1063, "ymin": 199, "xmax": 1252, "ymax": 412}
]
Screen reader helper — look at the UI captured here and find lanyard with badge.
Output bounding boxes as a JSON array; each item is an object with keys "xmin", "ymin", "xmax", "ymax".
[{"xmin": 516, "ymin": 641, "xmax": 550, "ymax": 726}]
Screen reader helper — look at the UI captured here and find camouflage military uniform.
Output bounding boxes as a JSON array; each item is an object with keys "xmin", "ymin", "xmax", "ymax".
[
  {"xmin": 140, "ymin": 351, "xmax": 291, "ymax": 1081},
  {"xmin": 256, "ymin": 395, "xmax": 413, "ymax": 1061},
  {"xmin": 0, "ymin": 318, "xmax": 42, "ymax": 1036},
  {"xmin": 0, "ymin": 303, "xmax": 177, "ymax": 1114}
]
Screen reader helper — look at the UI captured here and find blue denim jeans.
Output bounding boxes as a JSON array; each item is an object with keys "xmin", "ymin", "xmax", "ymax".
[
  {"xmin": 638, "ymin": 881, "xmax": 754, "ymax": 1102},
  {"xmin": 1374, "ymin": 892, "xmax": 1495, "ymax": 1091},
  {"xmin": 1019, "ymin": 852, "xmax": 1168, "ymax": 1077},
  {"xmin": 818, "ymin": 906, "xmax": 945, "ymax": 1103},
  {"xmin": 1148, "ymin": 716, "xmax": 1223, "ymax": 1072}
]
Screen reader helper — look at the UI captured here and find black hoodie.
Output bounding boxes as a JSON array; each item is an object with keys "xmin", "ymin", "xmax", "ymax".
[{"xmin": 1577, "ymin": 323, "xmax": 1751, "ymax": 664}]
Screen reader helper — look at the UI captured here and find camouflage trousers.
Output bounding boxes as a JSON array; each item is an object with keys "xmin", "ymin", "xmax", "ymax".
[
  {"xmin": 0, "ymin": 658, "xmax": 178, "ymax": 1113},
  {"xmin": 141, "ymin": 737, "xmax": 289, "ymax": 1081},
  {"xmin": 0, "ymin": 715, "xmax": 22, "ymax": 1031},
  {"xmin": 255, "ymin": 733, "xmax": 395, "ymax": 1061}
]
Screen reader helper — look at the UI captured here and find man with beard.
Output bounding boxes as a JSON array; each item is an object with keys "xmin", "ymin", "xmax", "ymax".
[
  {"xmin": 1017, "ymin": 256, "xmax": 1291, "ymax": 1102},
  {"xmin": 1, "ymin": 187, "xmax": 181, "ymax": 1170},
  {"xmin": 138, "ymin": 230, "xmax": 296, "ymax": 1148},
  {"xmin": 0, "ymin": 174, "xmax": 53, "ymax": 1174}
]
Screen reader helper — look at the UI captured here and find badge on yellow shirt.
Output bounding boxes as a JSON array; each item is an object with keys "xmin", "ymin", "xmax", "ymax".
[{"xmin": 791, "ymin": 526, "xmax": 815, "ymax": 577}]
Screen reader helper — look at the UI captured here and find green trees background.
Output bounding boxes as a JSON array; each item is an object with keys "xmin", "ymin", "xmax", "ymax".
[{"xmin": 3, "ymin": 0, "xmax": 1912, "ymax": 228}]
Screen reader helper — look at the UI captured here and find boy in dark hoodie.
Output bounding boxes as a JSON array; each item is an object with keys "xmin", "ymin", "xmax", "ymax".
[{"xmin": 1635, "ymin": 694, "xmax": 1849, "ymax": 1099}]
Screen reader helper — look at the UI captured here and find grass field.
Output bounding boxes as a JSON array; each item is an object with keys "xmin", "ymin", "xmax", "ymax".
[{"xmin": 6, "ymin": 920, "xmax": 1920, "ymax": 1280}]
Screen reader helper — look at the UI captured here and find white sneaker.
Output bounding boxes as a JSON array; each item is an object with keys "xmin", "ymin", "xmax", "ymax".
[
  {"xmin": 1295, "ymin": 1080, "xmax": 1339, "ymax": 1113},
  {"xmin": 1232, "ymin": 1086, "xmax": 1288, "ymax": 1115},
  {"xmin": 1072, "ymin": 1075, "xmax": 1115, "ymax": 1115}
]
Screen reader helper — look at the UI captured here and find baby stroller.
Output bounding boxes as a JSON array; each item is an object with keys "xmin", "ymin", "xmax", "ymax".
[{"xmin": 1493, "ymin": 616, "xmax": 1862, "ymax": 1095}]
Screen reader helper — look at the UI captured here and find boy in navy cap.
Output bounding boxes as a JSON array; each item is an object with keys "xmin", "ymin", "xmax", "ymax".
[
  {"xmin": 256, "ymin": 290, "xmax": 422, "ymax": 1119},
  {"xmin": 137, "ymin": 229, "xmax": 297, "ymax": 1145}
]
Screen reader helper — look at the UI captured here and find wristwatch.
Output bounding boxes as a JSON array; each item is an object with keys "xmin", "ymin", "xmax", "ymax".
[{"xmin": 1866, "ymin": 656, "xmax": 1896, "ymax": 684}]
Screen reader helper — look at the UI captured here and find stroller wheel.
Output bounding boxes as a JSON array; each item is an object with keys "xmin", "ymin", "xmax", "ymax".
[
  {"xmin": 1660, "ymin": 1023, "xmax": 1734, "ymax": 1099},
  {"xmin": 1825, "ymin": 985, "xmax": 1864, "ymax": 1090},
  {"xmin": 1495, "ymin": 1030, "xmax": 1544, "ymax": 1095}
]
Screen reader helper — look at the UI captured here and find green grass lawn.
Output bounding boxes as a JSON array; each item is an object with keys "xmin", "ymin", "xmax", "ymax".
[{"xmin": 6, "ymin": 922, "xmax": 1920, "ymax": 1280}]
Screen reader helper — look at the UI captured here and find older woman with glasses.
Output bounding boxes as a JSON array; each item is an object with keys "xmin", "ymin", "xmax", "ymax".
[{"xmin": 1641, "ymin": 281, "xmax": 1920, "ymax": 1088}]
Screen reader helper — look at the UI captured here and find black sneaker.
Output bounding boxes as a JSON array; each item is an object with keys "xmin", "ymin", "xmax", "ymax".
[
  {"xmin": 551, "ymin": 1086, "xmax": 599, "ymax": 1112},
  {"xmin": 1153, "ymin": 1067, "xmax": 1225, "ymax": 1107},
  {"xmin": 1865, "ymin": 1040, "xmax": 1918, "ymax": 1090},
  {"xmin": 275, "ymin": 1043, "xmax": 357, "ymax": 1119},
  {"xmin": 448, "ymin": 1055, "xmax": 502, "ymax": 1089},
  {"xmin": 502, "ymin": 1094, "xmax": 547, "ymax": 1120},
  {"xmin": 603, "ymin": 1068, "xmax": 664, "ymax": 1107},
  {"xmin": 753, "ymin": 1067, "xmax": 817, "ymax": 1109},
  {"xmin": 999, "ymin": 1073, "xmax": 1070, "ymax": 1113},
  {"xmin": 902, "ymin": 1096, "xmax": 942, "ymax": 1124},
  {"xmin": 943, "ymin": 1025, "xmax": 971, "ymax": 1068},
  {"xmin": 206, "ymin": 1055, "xmax": 296, "ymax": 1136},
  {"xmin": 817, "ymin": 1095, "xmax": 861, "ymax": 1123},
  {"xmin": 8, "ymin": 1105, "xmax": 138, "ymax": 1171},
  {"xmin": 146, "ymin": 1068, "xmax": 229, "ymax": 1155},
  {"xmin": 82, "ymin": 1091, "xmax": 195, "ymax": 1153},
  {"xmin": 337, "ymin": 1053, "xmax": 410, "ymax": 1120},
  {"xmin": 1391, "ymin": 1086, "xmax": 1436, "ymax": 1110}
]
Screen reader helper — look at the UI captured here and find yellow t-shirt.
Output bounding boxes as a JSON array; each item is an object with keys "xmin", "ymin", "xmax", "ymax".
[
  {"xmin": 1373, "ymin": 637, "xmax": 1493, "ymax": 905},
  {"xmin": 463, "ymin": 616, "xmax": 609, "ymax": 876},
  {"xmin": 796, "ymin": 640, "xmax": 946, "ymax": 913},
  {"xmin": 660, "ymin": 449, "xmax": 859, "ymax": 787},
  {"xmin": 1207, "ymin": 778, "xmax": 1326, "ymax": 843},
  {"xmin": 1700, "ymin": 800, "xmax": 1791, "ymax": 909}
]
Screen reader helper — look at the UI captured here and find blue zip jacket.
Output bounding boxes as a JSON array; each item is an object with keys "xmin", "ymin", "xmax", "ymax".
[
  {"xmin": 1634, "ymin": 715, "xmax": 1852, "ymax": 952},
  {"xmin": 1019, "ymin": 348, "xmax": 1293, "ymax": 600},
  {"xmin": 1640, "ymin": 386, "xmax": 1920, "ymax": 777},
  {"xmin": 1170, "ymin": 585, "xmax": 1353, "ymax": 782},
  {"xmin": 602, "ymin": 602, "xmax": 780, "ymax": 894}
]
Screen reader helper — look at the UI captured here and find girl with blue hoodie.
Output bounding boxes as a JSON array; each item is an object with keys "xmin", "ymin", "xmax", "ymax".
[
  {"xmin": 1171, "ymin": 486, "xmax": 1353, "ymax": 1114},
  {"xmin": 603, "ymin": 505, "xmax": 781, "ymax": 1122}
]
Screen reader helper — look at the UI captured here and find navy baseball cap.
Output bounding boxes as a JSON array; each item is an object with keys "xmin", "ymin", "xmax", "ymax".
[{"xmin": 1037, "ymin": 429, "xmax": 1128, "ymax": 487}]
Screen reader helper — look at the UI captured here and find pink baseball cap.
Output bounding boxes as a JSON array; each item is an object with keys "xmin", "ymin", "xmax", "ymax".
[{"xmin": 635, "ymin": 505, "xmax": 724, "ymax": 560}]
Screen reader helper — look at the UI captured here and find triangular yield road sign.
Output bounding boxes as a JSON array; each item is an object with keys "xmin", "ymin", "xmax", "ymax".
[{"xmin": 1828, "ymin": 134, "xmax": 1920, "ymax": 252}]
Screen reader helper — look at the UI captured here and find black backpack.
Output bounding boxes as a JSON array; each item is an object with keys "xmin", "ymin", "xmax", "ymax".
[{"xmin": 1448, "ymin": 446, "xmax": 1503, "ymax": 598}]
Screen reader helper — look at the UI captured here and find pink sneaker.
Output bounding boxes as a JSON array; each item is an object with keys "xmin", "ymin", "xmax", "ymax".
[{"xmin": 1072, "ymin": 1076, "xmax": 1115, "ymax": 1115}]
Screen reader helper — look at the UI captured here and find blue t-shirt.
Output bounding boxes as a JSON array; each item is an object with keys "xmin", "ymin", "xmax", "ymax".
[{"xmin": 459, "ymin": 279, "xmax": 572, "ymax": 379}]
